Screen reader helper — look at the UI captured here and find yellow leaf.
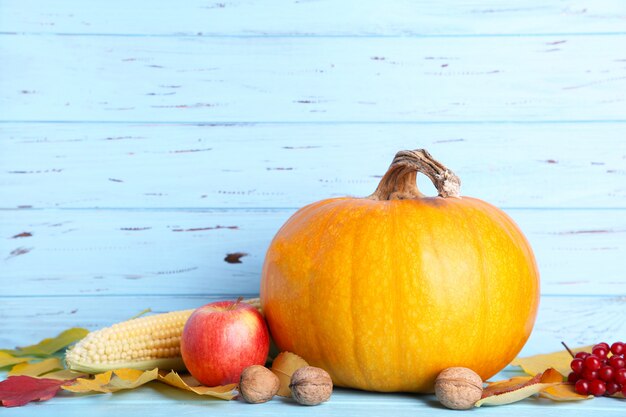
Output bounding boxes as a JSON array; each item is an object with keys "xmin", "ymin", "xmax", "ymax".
[
  {"xmin": 40, "ymin": 369, "xmax": 87, "ymax": 381},
  {"xmin": 62, "ymin": 371, "xmax": 112, "ymax": 393},
  {"xmin": 270, "ymin": 351, "xmax": 309, "ymax": 397},
  {"xmin": 510, "ymin": 345, "xmax": 592, "ymax": 376},
  {"xmin": 0, "ymin": 352, "xmax": 36, "ymax": 369},
  {"xmin": 540, "ymin": 383, "xmax": 593, "ymax": 401},
  {"xmin": 61, "ymin": 368, "xmax": 159, "ymax": 393},
  {"xmin": 157, "ymin": 370, "xmax": 236, "ymax": 400},
  {"xmin": 109, "ymin": 368, "xmax": 159, "ymax": 390},
  {"xmin": 8, "ymin": 358, "xmax": 63, "ymax": 377},
  {"xmin": 539, "ymin": 368, "xmax": 565, "ymax": 383},
  {"xmin": 3, "ymin": 328, "xmax": 89, "ymax": 357}
]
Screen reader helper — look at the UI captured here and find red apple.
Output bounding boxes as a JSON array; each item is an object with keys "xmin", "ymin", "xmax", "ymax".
[{"xmin": 180, "ymin": 299, "xmax": 270, "ymax": 386}]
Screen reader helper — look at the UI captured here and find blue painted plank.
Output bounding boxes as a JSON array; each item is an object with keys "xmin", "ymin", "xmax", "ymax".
[
  {"xmin": 2, "ymin": 36, "xmax": 626, "ymax": 122},
  {"xmin": 2, "ymin": 0, "xmax": 626, "ymax": 36},
  {"xmin": 2, "ymin": 294, "xmax": 623, "ymax": 357},
  {"xmin": 0, "ymin": 379, "xmax": 622, "ymax": 416},
  {"xmin": 1, "ymin": 208, "xmax": 625, "ymax": 296},
  {"xmin": 1, "ymin": 123, "xmax": 625, "ymax": 209}
]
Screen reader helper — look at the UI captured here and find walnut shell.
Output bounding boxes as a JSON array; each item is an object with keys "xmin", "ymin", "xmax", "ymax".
[
  {"xmin": 239, "ymin": 365, "xmax": 280, "ymax": 404},
  {"xmin": 289, "ymin": 366, "xmax": 333, "ymax": 406},
  {"xmin": 435, "ymin": 367, "xmax": 483, "ymax": 410}
]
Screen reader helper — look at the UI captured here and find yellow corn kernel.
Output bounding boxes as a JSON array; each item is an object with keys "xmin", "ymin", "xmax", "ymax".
[{"xmin": 65, "ymin": 298, "xmax": 261, "ymax": 373}]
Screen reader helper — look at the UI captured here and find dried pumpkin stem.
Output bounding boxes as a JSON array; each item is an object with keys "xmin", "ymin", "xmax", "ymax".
[{"xmin": 369, "ymin": 149, "xmax": 461, "ymax": 200}]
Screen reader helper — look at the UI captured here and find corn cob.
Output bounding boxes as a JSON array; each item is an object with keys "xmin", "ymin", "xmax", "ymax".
[{"xmin": 65, "ymin": 298, "xmax": 261, "ymax": 373}]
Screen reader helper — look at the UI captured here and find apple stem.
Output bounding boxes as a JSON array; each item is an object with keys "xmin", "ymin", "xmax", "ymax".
[
  {"xmin": 561, "ymin": 341, "xmax": 575, "ymax": 358},
  {"xmin": 226, "ymin": 296, "xmax": 244, "ymax": 311}
]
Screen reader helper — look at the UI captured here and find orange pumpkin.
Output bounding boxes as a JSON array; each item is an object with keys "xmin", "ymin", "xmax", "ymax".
[{"xmin": 260, "ymin": 149, "xmax": 539, "ymax": 393}]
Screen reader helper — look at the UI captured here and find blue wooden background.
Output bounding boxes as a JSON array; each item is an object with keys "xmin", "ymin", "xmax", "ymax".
[{"xmin": 1, "ymin": 1, "xmax": 625, "ymax": 415}]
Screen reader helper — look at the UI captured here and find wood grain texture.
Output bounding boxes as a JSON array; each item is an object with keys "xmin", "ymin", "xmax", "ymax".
[
  {"xmin": 1, "ymin": 208, "xmax": 624, "ymax": 296},
  {"xmin": 2, "ymin": 0, "xmax": 626, "ymax": 36},
  {"xmin": 2, "ymin": 123, "xmax": 625, "ymax": 209},
  {"xmin": 2, "ymin": 35, "xmax": 626, "ymax": 122},
  {"xmin": 2, "ymin": 0, "xmax": 626, "ymax": 414}
]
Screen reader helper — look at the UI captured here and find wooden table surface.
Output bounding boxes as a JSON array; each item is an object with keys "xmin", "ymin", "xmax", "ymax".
[{"xmin": 1, "ymin": 1, "xmax": 625, "ymax": 415}]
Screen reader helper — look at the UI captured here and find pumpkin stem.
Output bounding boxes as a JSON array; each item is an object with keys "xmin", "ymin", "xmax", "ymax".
[{"xmin": 369, "ymin": 149, "xmax": 461, "ymax": 200}]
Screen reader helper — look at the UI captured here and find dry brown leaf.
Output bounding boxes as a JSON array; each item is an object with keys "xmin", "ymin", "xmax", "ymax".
[
  {"xmin": 483, "ymin": 376, "xmax": 533, "ymax": 393},
  {"xmin": 8, "ymin": 358, "xmax": 63, "ymax": 377},
  {"xmin": 157, "ymin": 370, "xmax": 236, "ymax": 400},
  {"xmin": 476, "ymin": 372, "xmax": 560, "ymax": 407},
  {"xmin": 510, "ymin": 345, "xmax": 592, "ymax": 376},
  {"xmin": 271, "ymin": 351, "xmax": 309, "ymax": 397},
  {"xmin": 540, "ymin": 383, "xmax": 593, "ymax": 401},
  {"xmin": 62, "ymin": 368, "xmax": 158, "ymax": 393}
]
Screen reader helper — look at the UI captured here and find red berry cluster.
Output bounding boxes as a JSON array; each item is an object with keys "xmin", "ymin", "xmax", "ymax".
[{"xmin": 569, "ymin": 342, "xmax": 626, "ymax": 397}]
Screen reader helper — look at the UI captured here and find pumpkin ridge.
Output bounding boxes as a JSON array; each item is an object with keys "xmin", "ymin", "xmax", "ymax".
[
  {"xmin": 308, "ymin": 200, "xmax": 348, "ymax": 378},
  {"xmin": 347, "ymin": 204, "xmax": 369, "ymax": 389}
]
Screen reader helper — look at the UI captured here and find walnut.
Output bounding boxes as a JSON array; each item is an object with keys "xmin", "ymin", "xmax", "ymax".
[
  {"xmin": 239, "ymin": 365, "xmax": 280, "ymax": 404},
  {"xmin": 289, "ymin": 366, "xmax": 333, "ymax": 406},
  {"xmin": 435, "ymin": 367, "xmax": 483, "ymax": 410}
]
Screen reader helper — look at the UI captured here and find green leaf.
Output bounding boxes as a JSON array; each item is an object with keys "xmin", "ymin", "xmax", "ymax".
[
  {"xmin": 4, "ymin": 328, "xmax": 89, "ymax": 357},
  {"xmin": 0, "ymin": 352, "xmax": 36, "ymax": 369},
  {"xmin": 127, "ymin": 308, "xmax": 152, "ymax": 321}
]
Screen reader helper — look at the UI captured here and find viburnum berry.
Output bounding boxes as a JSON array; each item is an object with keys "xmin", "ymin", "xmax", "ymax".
[
  {"xmin": 609, "ymin": 355, "xmax": 625, "ymax": 369},
  {"xmin": 588, "ymin": 380, "xmax": 606, "ymax": 397},
  {"xmin": 582, "ymin": 368, "xmax": 598, "ymax": 381},
  {"xmin": 575, "ymin": 379, "xmax": 589, "ymax": 395},
  {"xmin": 575, "ymin": 351, "xmax": 590, "ymax": 360},
  {"xmin": 584, "ymin": 355, "xmax": 602, "ymax": 371},
  {"xmin": 610, "ymin": 342, "xmax": 623, "ymax": 355},
  {"xmin": 571, "ymin": 358, "xmax": 584, "ymax": 374},
  {"xmin": 598, "ymin": 366, "xmax": 614, "ymax": 382},
  {"xmin": 567, "ymin": 372, "xmax": 579, "ymax": 383},
  {"xmin": 605, "ymin": 382, "xmax": 620, "ymax": 396},
  {"xmin": 592, "ymin": 346, "xmax": 608, "ymax": 360},
  {"xmin": 594, "ymin": 342, "xmax": 610, "ymax": 351},
  {"xmin": 615, "ymin": 368, "xmax": 626, "ymax": 385}
]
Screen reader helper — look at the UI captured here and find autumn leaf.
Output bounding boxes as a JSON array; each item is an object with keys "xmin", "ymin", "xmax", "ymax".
[
  {"xmin": 8, "ymin": 358, "xmax": 63, "ymax": 377},
  {"xmin": 0, "ymin": 352, "xmax": 36, "ymax": 369},
  {"xmin": 539, "ymin": 367, "xmax": 565, "ymax": 383},
  {"xmin": 62, "ymin": 371, "xmax": 113, "ymax": 393},
  {"xmin": 540, "ymin": 383, "xmax": 593, "ymax": 401},
  {"xmin": 62, "ymin": 368, "xmax": 158, "ymax": 393},
  {"xmin": 511, "ymin": 345, "xmax": 592, "ymax": 376},
  {"xmin": 1, "ymin": 328, "xmax": 88, "ymax": 358},
  {"xmin": 270, "ymin": 351, "xmax": 309, "ymax": 397},
  {"xmin": 157, "ymin": 370, "xmax": 236, "ymax": 400},
  {"xmin": 0, "ymin": 376, "xmax": 70, "ymax": 407},
  {"xmin": 475, "ymin": 371, "xmax": 561, "ymax": 407},
  {"xmin": 38, "ymin": 369, "xmax": 87, "ymax": 381}
]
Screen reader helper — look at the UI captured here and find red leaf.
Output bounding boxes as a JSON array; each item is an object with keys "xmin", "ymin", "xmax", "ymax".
[{"xmin": 0, "ymin": 376, "xmax": 68, "ymax": 407}]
